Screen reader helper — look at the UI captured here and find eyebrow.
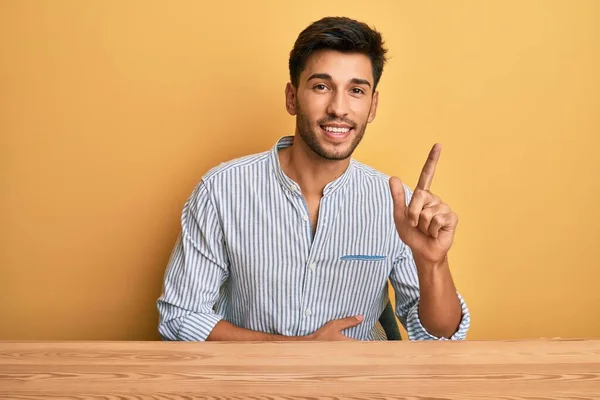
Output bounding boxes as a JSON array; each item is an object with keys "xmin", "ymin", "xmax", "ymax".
[{"xmin": 307, "ymin": 73, "xmax": 372, "ymax": 88}]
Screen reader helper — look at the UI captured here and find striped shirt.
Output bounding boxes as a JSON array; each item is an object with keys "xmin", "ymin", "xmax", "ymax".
[{"xmin": 157, "ymin": 136, "xmax": 470, "ymax": 341}]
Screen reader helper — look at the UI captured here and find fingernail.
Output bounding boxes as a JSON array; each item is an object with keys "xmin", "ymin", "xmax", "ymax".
[{"xmin": 356, "ymin": 315, "xmax": 364, "ymax": 321}]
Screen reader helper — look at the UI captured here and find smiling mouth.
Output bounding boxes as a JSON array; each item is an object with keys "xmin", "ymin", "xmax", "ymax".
[{"xmin": 320, "ymin": 125, "xmax": 353, "ymax": 138}]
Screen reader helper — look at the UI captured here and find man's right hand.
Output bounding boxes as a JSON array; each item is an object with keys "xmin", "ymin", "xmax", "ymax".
[
  {"xmin": 206, "ymin": 316, "xmax": 364, "ymax": 341},
  {"xmin": 307, "ymin": 315, "xmax": 364, "ymax": 341}
]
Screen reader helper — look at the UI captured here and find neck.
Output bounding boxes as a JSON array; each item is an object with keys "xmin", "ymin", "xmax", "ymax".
[{"xmin": 279, "ymin": 134, "xmax": 351, "ymax": 198}]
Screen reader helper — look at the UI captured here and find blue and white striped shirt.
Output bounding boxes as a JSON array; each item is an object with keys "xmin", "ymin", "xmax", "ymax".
[{"xmin": 157, "ymin": 136, "xmax": 470, "ymax": 341}]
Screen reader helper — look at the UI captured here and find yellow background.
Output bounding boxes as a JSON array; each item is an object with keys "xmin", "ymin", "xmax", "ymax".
[{"xmin": 1, "ymin": 0, "xmax": 599, "ymax": 341}]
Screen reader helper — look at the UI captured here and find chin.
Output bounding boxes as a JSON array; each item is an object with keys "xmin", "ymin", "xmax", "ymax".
[{"xmin": 316, "ymin": 142, "xmax": 356, "ymax": 161}]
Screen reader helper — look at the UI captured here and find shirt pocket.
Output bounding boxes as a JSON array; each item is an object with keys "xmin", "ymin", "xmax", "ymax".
[
  {"xmin": 336, "ymin": 255, "xmax": 390, "ymax": 288},
  {"xmin": 329, "ymin": 255, "xmax": 391, "ymax": 311}
]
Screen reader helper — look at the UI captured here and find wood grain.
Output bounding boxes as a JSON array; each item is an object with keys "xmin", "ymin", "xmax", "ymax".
[{"xmin": 0, "ymin": 339, "xmax": 599, "ymax": 399}]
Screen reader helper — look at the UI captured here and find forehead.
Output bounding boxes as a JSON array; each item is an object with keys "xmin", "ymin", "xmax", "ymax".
[{"xmin": 301, "ymin": 49, "xmax": 374, "ymax": 85}]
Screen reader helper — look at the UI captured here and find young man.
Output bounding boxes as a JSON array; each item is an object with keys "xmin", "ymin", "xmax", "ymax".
[{"xmin": 157, "ymin": 17, "xmax": 470, "ymax": 341}]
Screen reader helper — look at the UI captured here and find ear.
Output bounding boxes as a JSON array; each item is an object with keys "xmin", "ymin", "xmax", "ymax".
[
  {"xmin": 367, "ymin": 90, "xmax": 379, "ymax": 123},
  {"xmin": 285, "ymin": 82, "xmax": 297, "ymax": 116}
]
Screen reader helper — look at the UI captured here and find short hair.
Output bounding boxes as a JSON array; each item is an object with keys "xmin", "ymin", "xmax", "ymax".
[{"xmin": 289, "ymin": 17, "xmax": 388, "ymax": 90}]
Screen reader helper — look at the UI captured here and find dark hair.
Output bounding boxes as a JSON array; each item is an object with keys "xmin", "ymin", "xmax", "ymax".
[{"xmin": 289, "ymin": 16, "xmax": 388, "ymax": 90}]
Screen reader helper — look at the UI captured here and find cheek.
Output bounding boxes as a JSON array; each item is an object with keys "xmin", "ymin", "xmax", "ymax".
[
  {"xmin": 300, "ymin": 94, "xmax": 329, "ymax": 118},
  {"xmin": 349, "ymin": 99, "xmax": 372, "ymax": 120}
]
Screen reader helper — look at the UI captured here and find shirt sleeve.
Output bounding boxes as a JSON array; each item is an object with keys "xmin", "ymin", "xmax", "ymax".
[
  {"xmin": 157, "ymin": 180, "xmax": 229, "ymax": 341},
  {"xmin": 388, "ymin": 184, "xmax": 471, "ymax": 341}
]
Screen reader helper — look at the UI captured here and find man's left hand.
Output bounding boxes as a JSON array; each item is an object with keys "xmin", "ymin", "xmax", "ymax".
[{"xmin": 389, "ymin": 144, "xmax": 458, "ymax": 266}]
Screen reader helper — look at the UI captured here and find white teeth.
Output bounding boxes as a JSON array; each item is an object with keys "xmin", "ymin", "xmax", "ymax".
[{"xmin": 323, "ymin": 126, "xmax": 350, "ymax": 134}]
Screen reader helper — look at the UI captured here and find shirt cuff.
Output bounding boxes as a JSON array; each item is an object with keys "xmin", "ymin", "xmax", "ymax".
[
  {"xmin": 406, "ymin": 293, "xmax": 471, "ymax": 340},
  {"xmin": 178, "ymin": 312, "xmax": 224, "ymax": 341}
]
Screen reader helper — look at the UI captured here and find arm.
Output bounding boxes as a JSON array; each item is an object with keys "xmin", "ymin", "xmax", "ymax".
[
  {"xmin": 156, "ymin": 181, "xmax": 229, "ymax": 341},
  {"xmin": 207, "ymin": 320, "xmax": 306, "ymax": 341},
  {"xmin": 208, "ymin": 314, "xmax": 364, "ymax": 340},
  {"xmin": 388, "ymin": 144, "xmax": 471, "ymax": 340},
  {"xmin": 415, "ymin": 256, "xmax": 462, "ymax": 338},
  {"xmin": 389, "ymin": 159, "xmax": 470, "ymax": 340},
  {"xmin": 391, "ymin": 239, "xmax": 470, "ymax": 340}
]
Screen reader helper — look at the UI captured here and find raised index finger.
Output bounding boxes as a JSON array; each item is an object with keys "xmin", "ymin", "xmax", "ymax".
[{"xmin": 416, "ymin": 143, "xmax": 442, "ymax": 191}]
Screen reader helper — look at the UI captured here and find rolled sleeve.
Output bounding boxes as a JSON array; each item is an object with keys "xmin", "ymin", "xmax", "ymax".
[
  {"xmin": 157, "ymin": 180, "xmax": 229, "ymax": 341},
  {"xmin": 177, "ymin": 312, "xmax": 224, "ymax": 342},
  {"xmin": 406, "ymin": 293, "xmax": 471, "ymax": 340}
]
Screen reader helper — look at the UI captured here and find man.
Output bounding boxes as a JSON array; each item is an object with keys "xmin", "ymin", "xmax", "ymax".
[{"xmin": 157, "ymin": 16, "xmax": 470, "ymax": 341}]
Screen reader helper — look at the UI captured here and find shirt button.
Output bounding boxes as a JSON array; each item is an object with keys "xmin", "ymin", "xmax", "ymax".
[
  {"xmin": 309, "ymin": 263, "xmax": 316, "ymax": 271},
  {"xmin": 302, "ymin": 215, "xmax": 308, "ymax": 222},
  {"xmin": 305, "ymin": 309, "xmax": 312, "ymax": 317},
  {"xmin": 289, "ymin": 185, "xmax": 296, "ymax": 192}
]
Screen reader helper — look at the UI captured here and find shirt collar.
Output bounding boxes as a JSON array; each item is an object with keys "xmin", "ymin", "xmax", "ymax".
[{"xmin": 269, "ymin": 135, "xmax": 355, "ymax": 197}]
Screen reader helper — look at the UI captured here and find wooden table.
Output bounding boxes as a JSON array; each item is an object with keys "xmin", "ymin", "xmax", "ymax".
[{"xmin": 0, "ymin": 339, "xmax": 599, "ymax": 399}]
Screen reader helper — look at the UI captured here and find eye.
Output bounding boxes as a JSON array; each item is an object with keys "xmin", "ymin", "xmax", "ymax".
[
  {"xmin": 314, "ymin": 84, "xmax": 329, "ymax": 91},
  {"xmin": 351, "ymin": 87, "xmax": 365, "ymax": 95}
]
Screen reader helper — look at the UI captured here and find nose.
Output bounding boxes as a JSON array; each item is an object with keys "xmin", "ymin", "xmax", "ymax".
[{"xmin": 326, "ymin": 90, "xmax": 349, "ymax": 118}]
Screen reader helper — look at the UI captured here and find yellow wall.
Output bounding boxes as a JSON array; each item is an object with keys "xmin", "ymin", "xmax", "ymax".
[{"xmin": 1, "ymin": 0, "xmax": 599, "ymax": 341}]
